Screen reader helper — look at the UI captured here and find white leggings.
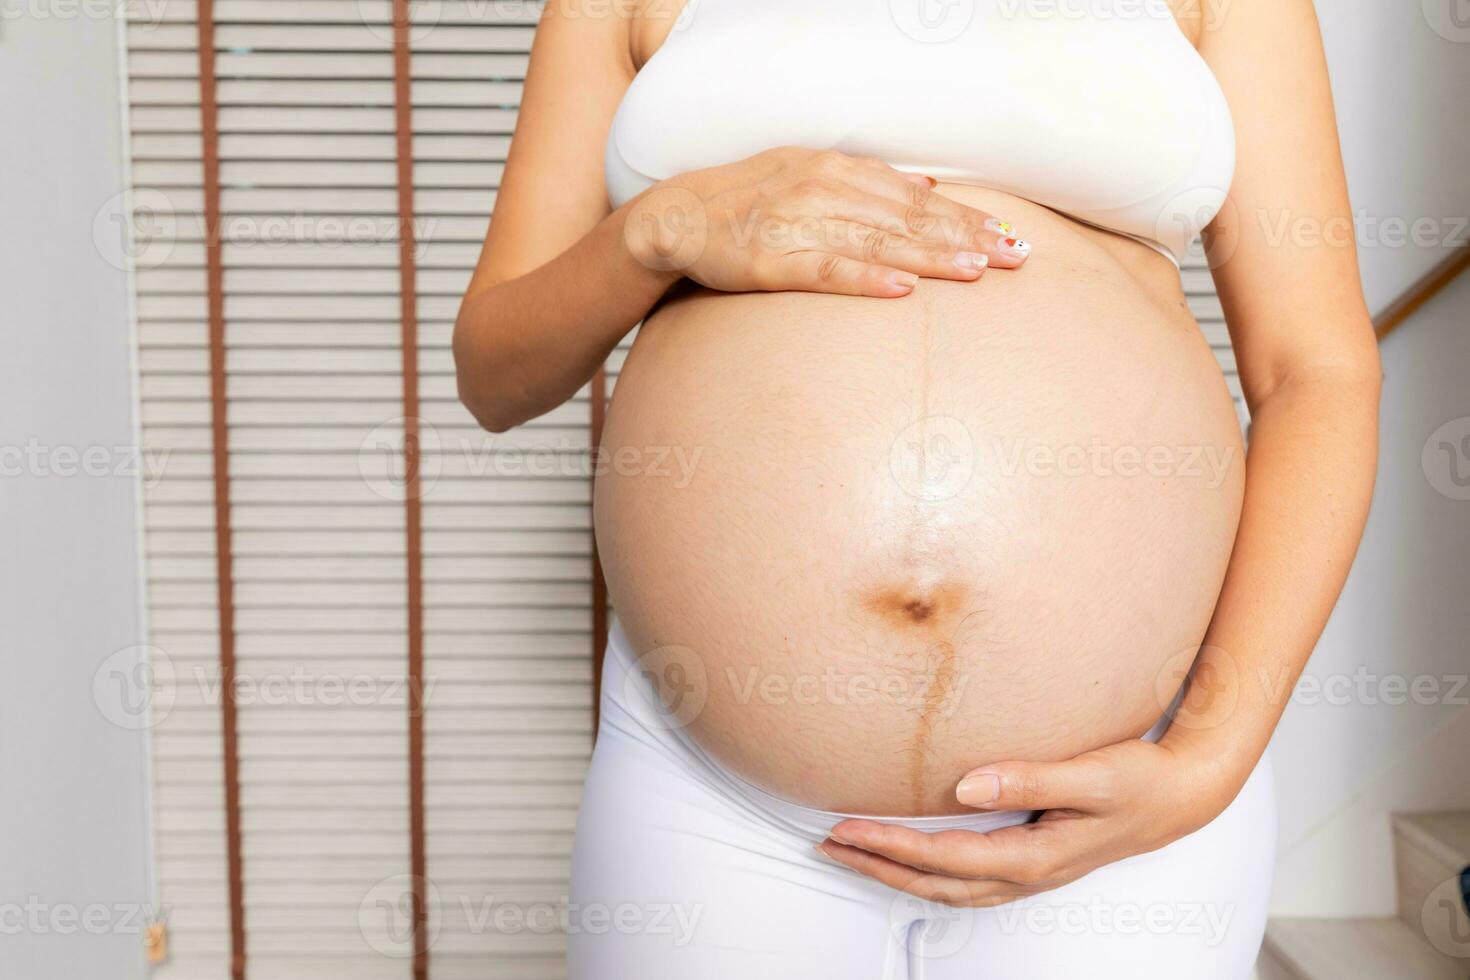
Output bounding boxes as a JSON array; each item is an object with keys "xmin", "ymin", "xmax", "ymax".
[{"xmin": 569, "ymin": 622, "xmax": 1276, "ymax": 979}]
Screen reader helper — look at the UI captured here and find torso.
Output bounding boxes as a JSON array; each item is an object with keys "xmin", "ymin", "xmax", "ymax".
[{"xmin": 595, "ymin": 4, "xmax": 1243, "ymax": 816}]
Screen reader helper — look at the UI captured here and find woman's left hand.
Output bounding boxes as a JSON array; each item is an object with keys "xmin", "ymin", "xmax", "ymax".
[{"xmin": 817, "ymin": 736, "xmax": 1247, "ymax": 907}]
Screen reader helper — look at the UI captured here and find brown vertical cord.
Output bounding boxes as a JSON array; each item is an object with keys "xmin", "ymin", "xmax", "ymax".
[
  {"xmin": 589, "ymin": 368, "xmax": 608, "ymax": 737},
  {"xmin": 390, "ymin": 3, "xmax": 430, "ymax": 979},
  {"xmin": 194, "ymin": 2, "xmax": 246, "ymax": 978}
]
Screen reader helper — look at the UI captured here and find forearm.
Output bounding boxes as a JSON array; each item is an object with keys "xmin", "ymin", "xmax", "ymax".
[
  {"xmin": 1166, "ymin": 364, "xmax": 1381, "ymax": 789},
  {"xmin": 452, "ymin": 202, "xmax": 679, "ymax": 432}
]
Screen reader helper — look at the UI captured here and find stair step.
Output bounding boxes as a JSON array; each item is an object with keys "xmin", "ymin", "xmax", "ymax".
[
  {"xmin": 1394, "ymin": 811, "xmax": 1470, "ymax": 945},
  {"xmin": 1261, "ymin": 918, "xmax": 1466, "ymax": 980},
  {"xmin": 1396, "ymin": 812, "xmax": 1470, "ymax": 868}
]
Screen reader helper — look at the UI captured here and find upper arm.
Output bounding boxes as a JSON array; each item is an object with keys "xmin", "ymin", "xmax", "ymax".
[
  {"xmin": 1197, "ymin": 0, "xmax": 1379, "ymax": 408},
  {"xmin": 465, "ymin": 0, "xmax": 637, "ymax": 294}
]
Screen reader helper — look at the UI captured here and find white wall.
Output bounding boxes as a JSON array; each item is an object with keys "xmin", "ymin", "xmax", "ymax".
[
  {"xmin": 0, "ymin": 7, "xmax": 153, "ymax": 979},
  {"xmin": 1318, "ymin": 0, "xmax": 1470, "ymax": 310},
  {"xmin": 1266, "ymin": 0, "xmax": 1470, "ymax": 917}
]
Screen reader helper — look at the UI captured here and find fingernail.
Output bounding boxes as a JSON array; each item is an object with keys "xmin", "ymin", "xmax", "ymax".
[
  {"xmin": 889, "ymin": 270, "xmax": 919, "ymax": 289},
  {"xmin": 997, "ymin": 237, "xmax": 1032, "ymax": 260},
  {"xmin": 955, "ymin": 251, "xmax": 988, "ymax": 271},
  {"xmin": 956, "ymin": 773, "xmax": 1001, "ymax": 806},
  {"xmin": 985, "ymin": 218, "xmax": 1016, "ymax": 236}
]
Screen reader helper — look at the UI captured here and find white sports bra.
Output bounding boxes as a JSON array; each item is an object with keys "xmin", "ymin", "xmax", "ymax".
[{"xmin": 605, "ymin": 0, "xmax": 1235, "ymax": 267}]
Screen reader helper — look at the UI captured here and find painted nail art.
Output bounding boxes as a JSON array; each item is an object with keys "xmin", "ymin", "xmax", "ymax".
[
  {"xmin": 998, "ymin": 237, "xmax": 1032, "ymax": 259},
  {"xmin": 985, "ymin": 218, "xmax": 1016, "ymax": 236},
  {"xmin": 956, "ymin": 251, "xmax": 989, "ymax": 271}
]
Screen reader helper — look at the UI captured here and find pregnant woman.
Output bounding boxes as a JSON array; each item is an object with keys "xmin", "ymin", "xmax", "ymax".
[{"xmin": 453, "ymin": 0, "xmax": 1380, "ymax": 975}]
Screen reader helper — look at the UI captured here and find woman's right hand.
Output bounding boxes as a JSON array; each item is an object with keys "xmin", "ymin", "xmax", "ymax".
[{"xmin": 622, "ymin": 146, "xmax": 1032, "ymax": 298}]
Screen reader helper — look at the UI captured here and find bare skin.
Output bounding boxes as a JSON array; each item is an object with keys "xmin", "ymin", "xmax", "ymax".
[{"xmin": 454, "ymin": 0, "xmax": 1381, "ymax": 902}]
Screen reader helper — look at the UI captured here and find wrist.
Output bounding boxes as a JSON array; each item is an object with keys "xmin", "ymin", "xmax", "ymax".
[
  {"xmin": 616, "ymin": 183, "xmax": 704, "ymax": 292},
  {"xmin": 1159, "ymin": 716, "xmax": 1265, "ymax": 803}
]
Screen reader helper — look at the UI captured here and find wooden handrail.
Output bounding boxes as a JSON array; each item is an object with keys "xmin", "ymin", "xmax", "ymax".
[{"xmin": 1374, "ymin": 244, "xmax": 1470, "ymax": 340}]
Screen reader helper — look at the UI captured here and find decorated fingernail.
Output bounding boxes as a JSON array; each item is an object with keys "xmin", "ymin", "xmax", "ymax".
[
  {"xmin": 997, "ymin": 237, "xmax": 1032, "ymax": 259},
  {"xmin": 956, "ymin": 251, "xmax": 988, "ymax": 271},
  {"xmin": 985, "ymin": 218, "xmax": 1016, "ymax": 236}
]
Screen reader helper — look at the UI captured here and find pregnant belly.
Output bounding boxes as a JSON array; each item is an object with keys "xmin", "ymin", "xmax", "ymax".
[{"xmin": 593, "ymin": 188, "xmax": 1245, "ymax": 816}]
